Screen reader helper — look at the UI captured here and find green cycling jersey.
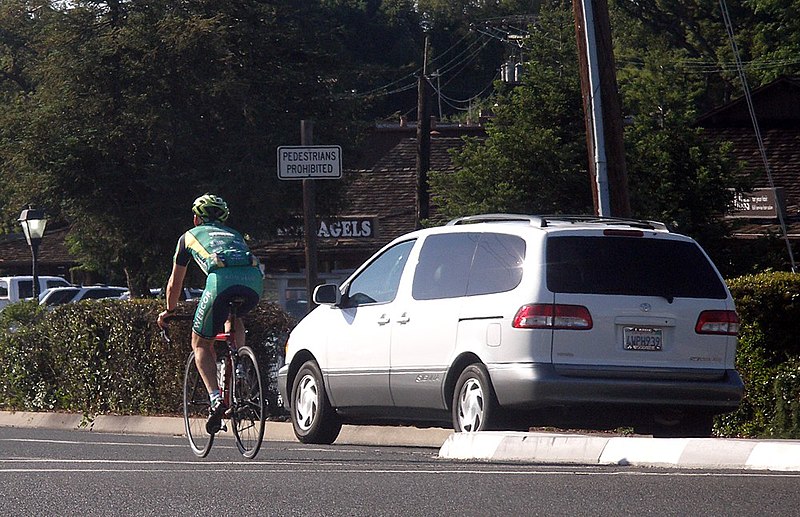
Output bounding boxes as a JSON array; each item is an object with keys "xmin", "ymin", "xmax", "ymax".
[{"xmin": 173, "ymin": 221, "xmax": 263, "ymax": 338}]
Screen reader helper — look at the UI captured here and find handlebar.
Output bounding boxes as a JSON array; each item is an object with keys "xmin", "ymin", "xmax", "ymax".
[{"xmin": 159, "ymin": 313, "xmax": 193, "ymax": 343}]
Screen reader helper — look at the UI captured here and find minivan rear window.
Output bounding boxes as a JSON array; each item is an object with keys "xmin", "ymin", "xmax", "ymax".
[{"xmin": 546, "ymin": 236, "xmax": 728, "ymax": 299}]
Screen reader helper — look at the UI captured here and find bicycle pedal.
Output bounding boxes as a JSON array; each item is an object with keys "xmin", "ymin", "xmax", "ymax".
[{"xmin": 220, "ymin": 422, "xmax": 227, "ymax": 433}]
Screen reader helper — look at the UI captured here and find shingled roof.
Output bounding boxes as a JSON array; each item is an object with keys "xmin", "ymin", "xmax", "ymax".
[
  {"xmin": 0, "ymin": 226, "xmax": 77, "ymax": 277},
  {"xmin": 343, "ymin": 136, "xmax": 471, "ymax": 237},
  {"xmin": 253, "ymin": 133, "xmax": 483, "ymax": 270},
  {"xmin": 698, "ymin": 76, "xmax": 800, "ymax": 238}
]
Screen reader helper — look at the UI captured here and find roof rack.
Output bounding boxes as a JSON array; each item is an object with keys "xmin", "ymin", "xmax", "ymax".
[
  {"xmin": 446, "ymin": 214, "xmax": 543, "ymax": 226},
  {"xmin": 446, "ymin": 213, "xmax": 670, "ymax": 231},
  {"xmin": 538, "ymin": 215, "xmax": 670, "ymax": 231}
]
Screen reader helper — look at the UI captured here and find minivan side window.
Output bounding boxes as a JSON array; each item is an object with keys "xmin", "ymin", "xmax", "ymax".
[
  {"xmin": 0, "ymin": 280, "xmax": 7, "ymax": 298},
  {"xmin": 412, "ymin": 232, "xmax": 526, "ymax": 300},
  {"xmin": 467, "ymin": 233, "xmax": 526, "ymax": 296},
  {"xmin": 345, "ymin": 239, "xmax": 416, "ymax": 306},
  {"xmin": 412, "ymin": 233, "xmax": 476, "ymax": 300}
]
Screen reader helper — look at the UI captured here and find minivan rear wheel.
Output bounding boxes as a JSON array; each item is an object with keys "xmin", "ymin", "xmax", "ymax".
[
  {"xmin": 452, "ymin": 364, "xmax": 500, "ymax": 432},
  {"xmin": 291, "ymin": 361, "xmax": 342, "ymax": 444}
]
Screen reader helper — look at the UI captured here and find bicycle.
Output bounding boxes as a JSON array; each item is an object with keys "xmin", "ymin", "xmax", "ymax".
[{"xmin": 162, "ymin": 298, "xmax": 266, "ymax": 459}]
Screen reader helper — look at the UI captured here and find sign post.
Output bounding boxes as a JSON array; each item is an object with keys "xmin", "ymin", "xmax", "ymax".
[
  {"xmin": 301, "ymin": 122, "xmax": 318, "ymax": 314},
  {"xmin": 277, "ymin": 124, "xmax": 343, "ymax": 314}
]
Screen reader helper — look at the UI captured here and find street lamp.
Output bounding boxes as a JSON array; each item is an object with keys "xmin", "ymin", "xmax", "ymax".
[{"xmin": 18, "ymin": 207, "xmax": 48, "ymax": 300}]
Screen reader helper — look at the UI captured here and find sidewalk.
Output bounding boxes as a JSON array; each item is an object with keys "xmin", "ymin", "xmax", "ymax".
[
  {"xmin": 0, "ymin": 410, "xmax": 451, "ymax": 448},
  {"xmin": 3, "ymin": 410, "xmax": 800, "ymax": 471}
]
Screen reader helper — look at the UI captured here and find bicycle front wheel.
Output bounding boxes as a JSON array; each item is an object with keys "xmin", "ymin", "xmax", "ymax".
[
  {"xmin": 183, "ymin": 351, "xmax": 214, "ymax": 458},
  {"xmin": 231, "ymin": 346, "xmax": 266, "ymax": 459}
]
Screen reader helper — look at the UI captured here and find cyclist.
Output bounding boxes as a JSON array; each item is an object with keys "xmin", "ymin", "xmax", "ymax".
[{"xmin": 157, "ymin": 194, "xmax": 263, "ymax": 434}]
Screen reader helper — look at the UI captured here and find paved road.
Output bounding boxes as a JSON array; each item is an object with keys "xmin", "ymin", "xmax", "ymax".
[
  {"xmin": 2, "ymin": 411, "xmax": 800, "ymax": 471},
  {"xmin": 1, "ymin": 427, "xmax": 799, "ymax": 517}
]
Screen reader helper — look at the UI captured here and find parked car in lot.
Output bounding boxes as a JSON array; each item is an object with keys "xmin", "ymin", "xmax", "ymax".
[
  {"xmin": 0, "ymin": 275, "xmax": 72, "ymax": 310},
  {"xmin": 39, "ymin": 285, "xmax": 128, "ymax": 306},
  {"xmin": 278, "ymin": 214, "xmax": 744, "ymax": 443},
  {"xmin": 119, "ymin": 288, "xmax": 204, "ymax": 301}
]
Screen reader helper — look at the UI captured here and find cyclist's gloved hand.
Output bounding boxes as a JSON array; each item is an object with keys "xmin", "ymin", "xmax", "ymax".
[{"xmin": 157, "ymin": 309, "xmax": 175, "ymax": 329}]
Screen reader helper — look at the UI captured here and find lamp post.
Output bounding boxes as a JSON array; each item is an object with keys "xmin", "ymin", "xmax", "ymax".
[{"xmin": 18, "ymin": 207, "xmax": 48, "ymax": 300}]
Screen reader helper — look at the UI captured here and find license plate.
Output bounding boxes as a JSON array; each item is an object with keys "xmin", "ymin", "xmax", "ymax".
[{"xmin": 623, "ymin": 327, "xmax": 663, "ymax": 351}]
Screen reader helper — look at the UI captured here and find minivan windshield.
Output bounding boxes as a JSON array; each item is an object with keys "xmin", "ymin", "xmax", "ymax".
[{"xmin": 546, "ymin": 236, "xmax": 728, "ymax": 299}]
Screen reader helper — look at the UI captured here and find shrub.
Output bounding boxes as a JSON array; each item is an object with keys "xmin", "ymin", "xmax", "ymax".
[
  {"xmin": 720, "ymin": 272, "xmax": 800, "ymax": 438},
  {"xmin": 0, "ymin": 298, "xmax": 293, "ymax": 418},
  {"xmin": 727, "ymin": 272, "xmax": 800, "ymax": 360}
]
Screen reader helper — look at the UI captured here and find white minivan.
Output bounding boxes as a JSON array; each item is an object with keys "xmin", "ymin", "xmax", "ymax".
[{"xmin": 278, "ymin": 215, "xmax": 744, "ymax": 443}]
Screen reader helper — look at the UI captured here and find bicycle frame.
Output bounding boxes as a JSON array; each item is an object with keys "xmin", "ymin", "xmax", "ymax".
[
  {"xmin": 172, "ymin": 297, "xmax": 266, "ymax": 459},
  {"xmin": 214, "ymin": 302, "xmax": 242, "ymax": 417}
]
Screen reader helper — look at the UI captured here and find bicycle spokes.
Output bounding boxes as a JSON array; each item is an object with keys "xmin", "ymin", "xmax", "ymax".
[
  {"xmin": 183, "ymin": 352, "xmax": 214, "ymax": 458},
  {"xmin": 231, "ymin": 347, "xmax": 266, "ymax": 459}
]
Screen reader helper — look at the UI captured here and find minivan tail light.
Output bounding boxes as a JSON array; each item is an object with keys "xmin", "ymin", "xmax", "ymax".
[
  {"xmin": 513, "ymin": 304, "xmax": 593, "ymax": 330},
  {"xmin": 603, "ymin": 229, "xmax": 644, "ymax": 237},
  {"xmin": 695, "ymin": 310, "xmax": 739, "ymax": 335}
]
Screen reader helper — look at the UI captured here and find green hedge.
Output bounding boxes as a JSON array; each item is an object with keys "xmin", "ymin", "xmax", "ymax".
[
  {"xmin": 1, "ymin": 273, "xmax": 799, "ymax": 438},
  {"xmin": 717, "ymin": 272, "xmax": 800, "ymax": 438},
  {"xmin": 0, "ymin": 299, "xmax": 293, "ymax": 418}
]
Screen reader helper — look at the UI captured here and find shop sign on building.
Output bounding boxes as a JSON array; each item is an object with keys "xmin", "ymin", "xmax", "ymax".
[
  {"xmin": 276, "ymin": 217, "xmax": 376, "ymax": 239},
  {"xmin": 317, "ymin": 218, "xmax": 374, "ymax": 238},
  {"xmin": 728, "ymin": 187, "xmax": 785, "ymax": 218}
]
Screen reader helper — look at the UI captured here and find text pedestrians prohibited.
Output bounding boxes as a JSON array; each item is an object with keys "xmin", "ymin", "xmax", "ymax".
[{"xmin": 277, "ymin": 145, "xmax": 342, "ymax": 180}]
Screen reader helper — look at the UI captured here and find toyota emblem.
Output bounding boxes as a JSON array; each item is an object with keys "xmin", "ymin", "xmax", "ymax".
[{"xmin": 640, "ymin": 303, "xmax": 651, "ymax": 312}]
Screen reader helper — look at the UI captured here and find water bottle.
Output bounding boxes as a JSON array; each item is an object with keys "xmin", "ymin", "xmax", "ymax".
[{"xmin": 217, "ymin": 360, "xmax": 225, "ymax": 387}]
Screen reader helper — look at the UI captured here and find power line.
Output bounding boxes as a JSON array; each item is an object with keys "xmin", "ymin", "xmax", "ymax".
[
  {"xmin": 346, "ymin": 32, "xmax": 490, "ymax": 100},
  {"xmin": 719, "ymin": 0, "xmax": 797, "ymax": 272}
]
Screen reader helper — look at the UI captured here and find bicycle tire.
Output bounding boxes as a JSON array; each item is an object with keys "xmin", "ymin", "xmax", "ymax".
[
  {"xmin": 231, "ymin": 346, "xmax": 266, "ymax": 459},
  {"xmin": 183, "ymin": 351, "xmax": 214, "ymax": 457}
]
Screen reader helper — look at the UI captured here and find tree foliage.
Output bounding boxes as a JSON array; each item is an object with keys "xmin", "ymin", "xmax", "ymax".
[
  {"xmin": 429, "ymin": 1, "xmax": 592, "ymax": 220},
  {"xmin": 0, "ymin": 0, "xmax": 363, "ymax": 292},
  {"xmin": 432, "ymin": 0, "xmax": 756, "ymax": 261},
  {"xmin": 0, "ymin": 0, "xmax": 796, "ymax": 286}
]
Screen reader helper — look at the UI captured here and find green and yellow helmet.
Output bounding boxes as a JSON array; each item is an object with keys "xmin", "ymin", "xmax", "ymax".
[{"xmin": 192, "ymin": 193, "xmax": 229, "ymax": 223}]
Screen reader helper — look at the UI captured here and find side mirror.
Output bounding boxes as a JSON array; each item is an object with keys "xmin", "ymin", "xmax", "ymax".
[{"xmin": 313, "ymin": 284, "xmax": 342, "ymax": 306}]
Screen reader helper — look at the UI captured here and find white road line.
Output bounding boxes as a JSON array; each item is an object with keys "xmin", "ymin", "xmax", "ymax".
[
  {"xmin": 0, "ymin": 460, "xmax": 798, "ymax": 478},
  {"xmin": 0, "ymin": 438, "xmax": 184, "ymax": 448}
]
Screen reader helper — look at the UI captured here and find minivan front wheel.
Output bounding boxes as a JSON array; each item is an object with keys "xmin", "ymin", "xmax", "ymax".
[
  {"xmin": 291, "ymin": 361, "xmax": 342, "ymax": 444},
  {"xmin": 452, "ymin": 364, "xmax": 499, "ymax": 432}
]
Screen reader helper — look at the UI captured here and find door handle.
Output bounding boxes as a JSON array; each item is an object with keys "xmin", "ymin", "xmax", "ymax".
[
  {"xmin": 397, "ymin": 312, "xmax": 410, "ymax": 324},
  {"xmin": 377, "ymin": 314, "xmax": 390, "ymax": 325}
]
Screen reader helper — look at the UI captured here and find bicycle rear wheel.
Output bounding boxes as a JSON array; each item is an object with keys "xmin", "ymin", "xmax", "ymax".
[
  {"xmin": 183, "ymin": 351, "xmax": 214, "ymax": 457},
  {"xmin": 231, "ymin": 346, "xmax": 266, "ymax": 459}
]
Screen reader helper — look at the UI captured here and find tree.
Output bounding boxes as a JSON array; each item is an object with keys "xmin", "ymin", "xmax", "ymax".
[
  {"xmin": 429, "ymin": 1, "xmax": 592, "ymax": 220},
  {"xmin": 611, "ymin": 0, "xmax": 800, "ymax": 104},
  {"xmin": 0, "ymin": 0, "xmax": 363, "ymax": 293},
  {"xmin": 432, "ymin": 0, "xmax": 748, "ymax": 257},
  {"xmin": 613, "ymin": 14, "xmax": 752, "ymax": 248}
]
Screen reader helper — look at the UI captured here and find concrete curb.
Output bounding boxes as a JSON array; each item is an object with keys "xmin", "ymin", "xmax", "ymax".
[
  {"xmin": 438, "ymin": 431, "xmax": 800, "ymax": 472},
  {"xmin": 0, "ymin": 411, "xmax": 450, "ymax": 448}
]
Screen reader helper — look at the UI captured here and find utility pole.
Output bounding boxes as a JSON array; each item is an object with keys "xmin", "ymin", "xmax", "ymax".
[
  {"xmin": 573, "ymin": 0, "xmax": 631, "ymax": 217},
  {"xmin": 415, "ymin": 34, "xmax": 431, "ymax": 228},
  {"xmin": 301, "ymin": 120, "xmax": 318, "ymax": 313}
]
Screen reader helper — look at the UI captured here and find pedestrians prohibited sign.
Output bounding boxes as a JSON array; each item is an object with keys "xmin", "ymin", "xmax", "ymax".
[{"xmin": 277, "ymin": 145, "xmax": 342, "ymax": 180}]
